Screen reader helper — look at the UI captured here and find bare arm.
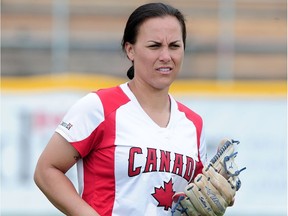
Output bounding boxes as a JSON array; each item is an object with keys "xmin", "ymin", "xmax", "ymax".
[{"xmin": 34, "ymin": 132, "xmax": 99, "ymax": 216}]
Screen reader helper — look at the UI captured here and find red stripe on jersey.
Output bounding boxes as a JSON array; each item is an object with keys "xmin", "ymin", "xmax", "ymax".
[
  {"xmin": 176, "ymin": 102, "xmax": 204, "ymax": 179},
  {"xmin": 73, "ymin": 86, "xmax": 130, "ymax": 216}
]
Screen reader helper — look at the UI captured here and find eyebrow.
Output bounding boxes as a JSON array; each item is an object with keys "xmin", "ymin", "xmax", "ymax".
[{"xmin": 147, "ymin": 40, "xmax": 181, "ymax": 44}]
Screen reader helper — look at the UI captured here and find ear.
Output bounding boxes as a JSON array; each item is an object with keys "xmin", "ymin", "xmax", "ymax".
[{"xmin": 125, "ymin": 42, "xmax": 135, "ymax": 61}]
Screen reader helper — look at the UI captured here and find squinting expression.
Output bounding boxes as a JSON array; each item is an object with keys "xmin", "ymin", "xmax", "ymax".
[{"xmin": 125, "ymin": 16, "xmax": 185, "ymax": 90}]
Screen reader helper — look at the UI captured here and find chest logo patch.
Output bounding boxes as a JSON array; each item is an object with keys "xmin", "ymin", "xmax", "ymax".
[{"xmin": 152, "ymin": 178, "xmax": 175, "ymax": 211}]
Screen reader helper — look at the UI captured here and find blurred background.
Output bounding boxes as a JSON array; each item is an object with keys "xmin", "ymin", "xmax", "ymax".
[{"xmin": 1, "ymin": 0, "xmax": 287, "ymax": 215}]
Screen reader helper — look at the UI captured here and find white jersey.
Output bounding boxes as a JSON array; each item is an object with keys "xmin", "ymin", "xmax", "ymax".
[{"xmin": 56, "ymin": 83, "xmax": 207, "ymax": 216}]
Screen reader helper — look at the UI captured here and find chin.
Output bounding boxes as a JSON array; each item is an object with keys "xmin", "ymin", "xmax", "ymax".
[{"xmin": 152, "ymin": 79, "xmax": 175, "ymax": 90}]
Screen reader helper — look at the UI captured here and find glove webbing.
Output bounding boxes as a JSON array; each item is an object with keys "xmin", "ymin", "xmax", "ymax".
[{"xmin": 207, "ymin": 139, "xmax": 246, "ymax": 191}]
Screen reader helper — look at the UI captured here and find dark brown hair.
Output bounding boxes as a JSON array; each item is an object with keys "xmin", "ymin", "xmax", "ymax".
[{"xmin": 121, "ymin": 3, "xmax": 186, "ymax": 79}]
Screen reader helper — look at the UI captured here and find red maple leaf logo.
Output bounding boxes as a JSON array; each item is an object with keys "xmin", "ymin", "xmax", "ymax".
[{"xmin": 152, "ymin": 178, "xmax": 175, "ymax": 211}]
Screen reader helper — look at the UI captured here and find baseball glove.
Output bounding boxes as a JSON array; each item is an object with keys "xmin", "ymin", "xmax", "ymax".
[{"xmin": 171, "ymin": 138, "xmax": 246, "ymax": 216}]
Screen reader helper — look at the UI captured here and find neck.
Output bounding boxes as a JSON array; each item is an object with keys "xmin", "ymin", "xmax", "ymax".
[
  {"xmin": 128, "ymin": 80, "xmax": 170, "ymax": 112},
  {"xmin": 128, "ymin": 80, "xmax": 171, "ymax": 128}
]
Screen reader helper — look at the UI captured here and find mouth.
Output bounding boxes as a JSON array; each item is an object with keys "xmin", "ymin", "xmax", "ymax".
[{"xmin": 156, "ymin": 67, "xmax": 173, "ymax": 74}]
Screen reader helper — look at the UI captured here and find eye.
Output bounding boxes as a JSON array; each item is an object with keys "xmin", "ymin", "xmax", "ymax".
[
  {"xmin": 170, "ymin": 43, "xmax": 181, "ymax": 49},
  {"xmin": 148, "ymin": 44, "xmax": 161, "ymax": 49}
]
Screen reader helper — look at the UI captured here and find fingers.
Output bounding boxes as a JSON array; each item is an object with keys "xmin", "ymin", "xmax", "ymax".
[
  {"xmin": 184, "ymin": 182, "xmax": 216, "ymax": 216},
  {"xmin": 229, "ymin": 197, "xmax": 235, "ymax": 207},
  {"xmin": 194, "ymin": 174, "xmax": 227, "ymax": 215},
  {"xmin": 172, "ymin": 192, "xmax": 201, "ymax": 216},
  {"xmin": 172, "ymin": 172, "xmax": 232, "ymax": 216},
  {"xmin": 172, "ymin": 167, "xmax": 236, "ymax": 216},
  {"xmin": 203, "ymin": 167, "xmax": 236, "ymax": 205}
]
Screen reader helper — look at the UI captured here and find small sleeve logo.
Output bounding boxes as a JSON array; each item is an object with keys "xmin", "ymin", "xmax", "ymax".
[{"xmin": 60, "ymin": 121, "xmax": 73, "ymax": 130}]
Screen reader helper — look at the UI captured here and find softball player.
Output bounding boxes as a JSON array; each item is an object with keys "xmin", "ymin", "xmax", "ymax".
[{"xmin": 34, "ymin": 3, "xmax": 215, "ymax": 216}]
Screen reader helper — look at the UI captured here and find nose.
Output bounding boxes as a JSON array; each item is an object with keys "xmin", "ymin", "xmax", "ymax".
[{"xmin": 159, "ymin": 47, "xmax": 171, "ymax": 63}]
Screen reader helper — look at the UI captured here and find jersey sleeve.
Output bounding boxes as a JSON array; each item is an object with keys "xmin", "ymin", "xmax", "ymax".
[{"xmin": 55, "ymin": 92, "xmax": 105, "ymax": 157}]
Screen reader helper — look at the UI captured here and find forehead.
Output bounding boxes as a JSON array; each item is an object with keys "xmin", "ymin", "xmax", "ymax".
[{"xmin": 137, "ymin": 16, "xmax": 182, "ymax": 39}]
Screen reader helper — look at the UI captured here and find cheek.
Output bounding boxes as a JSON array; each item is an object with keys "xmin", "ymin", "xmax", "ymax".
[
  {"xmin": 137, "ymin": 51, "xmax": 156, "ymax": 66},
  {"xmin": 173, "ymin": 52, "xmax": 184, "ymax": 65}
]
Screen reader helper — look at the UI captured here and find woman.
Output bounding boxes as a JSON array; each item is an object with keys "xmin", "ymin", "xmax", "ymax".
[{"xmin": 34, "ymin": 3, "xmax": 233, "ymax": 216}]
